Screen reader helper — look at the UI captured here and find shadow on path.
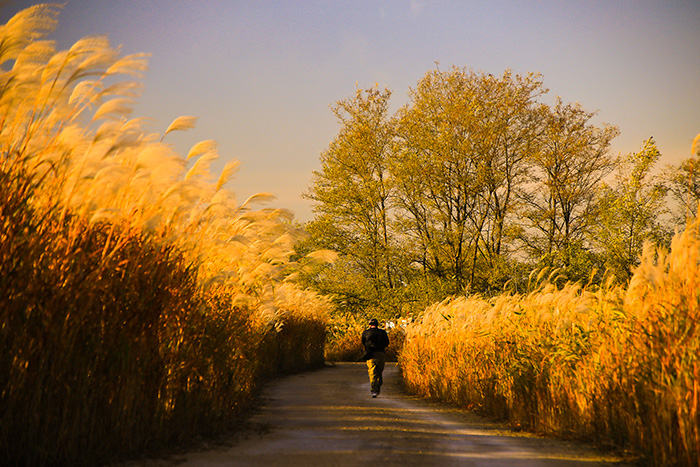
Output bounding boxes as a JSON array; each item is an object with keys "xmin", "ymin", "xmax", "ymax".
[{"xmin": 121, "ymin": 363, "xmax": 630, "ymax": 467}]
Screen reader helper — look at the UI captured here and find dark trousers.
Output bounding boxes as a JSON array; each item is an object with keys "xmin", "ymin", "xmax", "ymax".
[{"xmin": 366, "ymin": 351, "xmax": 386, "ymax": 393}]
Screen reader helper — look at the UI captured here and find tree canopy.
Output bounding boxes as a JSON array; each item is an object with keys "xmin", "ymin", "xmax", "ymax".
[{"xmin": 303, "ymin": 65, "xmax": 690, "ymax": 319}]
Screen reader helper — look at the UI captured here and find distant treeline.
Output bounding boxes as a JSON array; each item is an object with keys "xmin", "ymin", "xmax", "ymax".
[{"xmin": 302, "ymin": 67, "xmax": 698, "ymax": 319}]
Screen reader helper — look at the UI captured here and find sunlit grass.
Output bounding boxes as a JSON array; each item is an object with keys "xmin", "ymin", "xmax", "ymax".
[
  {"xmin": 0, "ymin": 5, "xmax": 331, "ymax": 465},
  {"xmin": 400, "ymin": 222, "xmax": 700, "ymax": 466}
]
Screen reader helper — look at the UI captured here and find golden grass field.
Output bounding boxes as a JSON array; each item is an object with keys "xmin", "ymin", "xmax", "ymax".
[
  {"xmin": 0, "ymin": 5, "xmax": 331, "ymax": 465},
  {"xmin": 400, "ymin": 224, "xmax": 700, "ymax": 466}
]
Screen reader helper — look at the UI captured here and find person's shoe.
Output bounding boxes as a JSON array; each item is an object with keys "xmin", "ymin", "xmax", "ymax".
[{"xmin": 371, "ymin": 392, "xmax": 378, "ymax": 398}]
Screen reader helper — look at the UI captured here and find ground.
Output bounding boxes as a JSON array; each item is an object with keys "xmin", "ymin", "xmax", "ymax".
[{"xmin": 116, "ymin": 363, "xmax": 633, "ymax": 466}]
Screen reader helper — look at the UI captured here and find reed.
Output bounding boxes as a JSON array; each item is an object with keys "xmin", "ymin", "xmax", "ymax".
[
  {"xmin": 0, "ymin": 5, "xmax": 331, "ymax": 465},
  {"xmin": 400, "ymin": 223, "xmax": 700, "ymax": 465}
]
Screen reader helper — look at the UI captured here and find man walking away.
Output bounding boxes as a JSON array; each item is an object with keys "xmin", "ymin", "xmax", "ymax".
[{"xmin": 361, "ymin": 318, "xmax": 390, "ymax": 398}]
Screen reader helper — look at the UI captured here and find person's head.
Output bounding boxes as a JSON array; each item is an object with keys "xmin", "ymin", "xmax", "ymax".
[{"xmin": 368, "ymin": 318, "xmax": 379, "ymax": 327}]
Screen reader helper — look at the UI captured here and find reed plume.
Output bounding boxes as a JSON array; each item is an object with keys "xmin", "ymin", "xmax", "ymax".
[
  {"xmin": 400, "ymin": 221, "xmax": 700, "ymax": 466},
  {"xmin": 0, "ymin": 5, "xmax": 332, "ymax": 465}
]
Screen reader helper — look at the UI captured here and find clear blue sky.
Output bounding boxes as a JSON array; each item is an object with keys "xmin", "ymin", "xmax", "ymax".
[{"xmin": 2, "ymin": 1, "xmax": 699, "ymax": 222}]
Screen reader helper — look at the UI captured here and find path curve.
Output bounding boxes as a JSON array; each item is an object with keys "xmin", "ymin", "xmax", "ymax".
[{"xmin": 123, "ymin": 363, "xmax": 628, "ymax": 466}]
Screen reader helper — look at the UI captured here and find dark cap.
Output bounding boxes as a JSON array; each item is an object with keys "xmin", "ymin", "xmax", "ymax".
[{"xmin": 368, "ymin": 318, "xmax": 379, "ymax": 326}]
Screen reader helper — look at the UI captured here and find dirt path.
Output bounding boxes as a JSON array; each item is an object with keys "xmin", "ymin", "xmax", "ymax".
[{"xmin": 123, "ymin": 363, "xmax": 629, "ymax": 466}]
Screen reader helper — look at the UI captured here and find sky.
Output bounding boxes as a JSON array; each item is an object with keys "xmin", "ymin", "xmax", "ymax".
[{"xmin": 2, "ymin": 1, "xmax": 699, "ymax": 222}]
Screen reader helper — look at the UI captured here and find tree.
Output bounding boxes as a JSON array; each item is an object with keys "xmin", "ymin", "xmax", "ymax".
[
  {"xmin": 593, "ymin": 138, "xmax": 668, "ymax": 283},
  {"xmin": 305, "ymin": 66, "xmax": 630, "ymax": 309},
  {"xmin": 519, "ymin": 99, "xmax": 619, "ymax": 270},
  {"xmin": 391, "ymin": 67, "xmax": 546, "ymax": 292},
  {"xmin": 663, "ymin": 132, "xmax": 700, "ymax": 226},
  {"xmin": 303, "ymin": 87, "xmax": 397, "ymax": 312}
]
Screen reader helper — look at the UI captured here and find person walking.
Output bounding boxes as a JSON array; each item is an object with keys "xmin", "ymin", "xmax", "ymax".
[{"xmin": 361, "ymin": 318, "xmax": 390, "ymax": 398}]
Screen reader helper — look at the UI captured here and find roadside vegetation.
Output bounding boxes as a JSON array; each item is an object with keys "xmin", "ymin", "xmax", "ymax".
[
  {"xmin": 0, "ymin": 5, "xmax": 330, "ymax": 465},
  {"xmin": 400, "ymin": 224, "xmax": 700, "ymax": 465}
]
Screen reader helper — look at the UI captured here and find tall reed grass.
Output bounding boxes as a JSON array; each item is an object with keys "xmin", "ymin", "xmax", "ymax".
[
  {"xmin": 0, "ymin": 5, "xmax": 332, "ymax": 465},
  {"xmin": 400, "ymin": 222, "xmax": 700, "ymax": 465}
]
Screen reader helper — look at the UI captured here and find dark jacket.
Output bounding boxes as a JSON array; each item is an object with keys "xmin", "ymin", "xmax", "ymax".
[{"xmin": 361, "ymin": 327, "xmax": 389, "ymax": 353}]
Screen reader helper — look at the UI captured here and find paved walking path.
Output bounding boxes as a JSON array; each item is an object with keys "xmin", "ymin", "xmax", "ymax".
[{"xmin": 123, "ymin": 363, "xmax": 629, "ymax": 466}]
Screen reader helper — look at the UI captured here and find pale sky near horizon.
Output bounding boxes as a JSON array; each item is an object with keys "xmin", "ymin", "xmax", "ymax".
[{"xmin": 2, "ymin": 1, "xmax": 699, "ymax": 222}]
